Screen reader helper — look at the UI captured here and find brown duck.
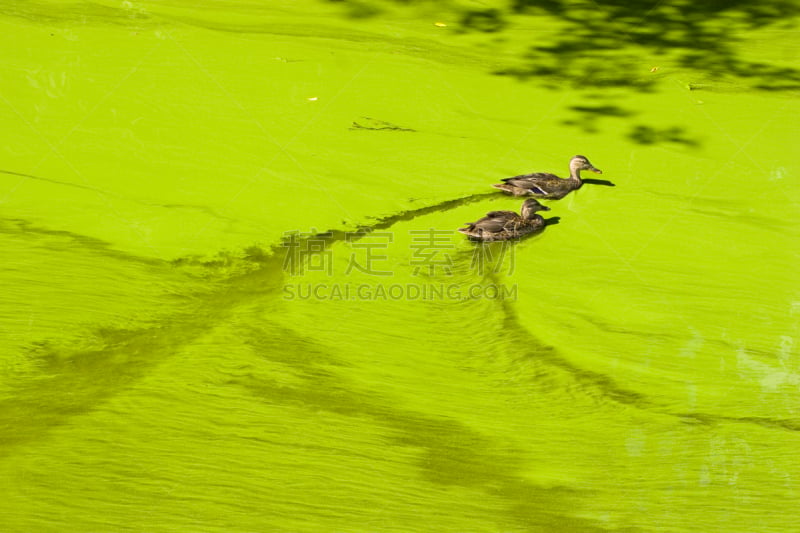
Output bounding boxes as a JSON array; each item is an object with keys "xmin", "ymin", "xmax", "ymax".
[
  {"xmin": 492, "ymin": 155, "xmax": 602, "ymax": 199},
  {"xmin": 458, "ymin": 199, "xmax": 550, "ymax": 241}
]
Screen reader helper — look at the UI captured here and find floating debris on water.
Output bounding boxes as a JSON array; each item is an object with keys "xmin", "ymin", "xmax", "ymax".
[{"xmin": 351, "ymin": 117, "xmax": 416, "ymax": 132}]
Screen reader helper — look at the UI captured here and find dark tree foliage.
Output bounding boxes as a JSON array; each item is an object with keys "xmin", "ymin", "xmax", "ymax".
[{"xmin": 326, "ymin": 0, "xmax": 800, "ymax": 144}]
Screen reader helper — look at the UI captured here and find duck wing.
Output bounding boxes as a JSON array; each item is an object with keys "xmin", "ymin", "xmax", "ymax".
[
  {"xmin": 501, "ymin": 172, "xmax": 562, "ymax": 195},
  {"xmin": 484, "ymin": 210, "xmax": 518, "ymax": 219},
  {"xmin": 470, "ymin": 214, "xmax": 519, "ymax": 233},
  {"xmin": 472, "ymin": 219, "xmax": 507, "ymax": 232}
]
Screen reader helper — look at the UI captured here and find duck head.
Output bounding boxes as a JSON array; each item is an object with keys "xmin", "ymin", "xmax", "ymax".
[
  {"xmin": 521, "ymin": 198, "xmax": 550, "ymax": 219},
  {"xmin": 570, "ymin": 155, "xmax": 602, "ymax": 176}
]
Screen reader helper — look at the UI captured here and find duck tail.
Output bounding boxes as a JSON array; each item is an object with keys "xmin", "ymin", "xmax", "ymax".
[{"xmin": 492, "ymin": 183, "xmax": 524, "ymax": 196}]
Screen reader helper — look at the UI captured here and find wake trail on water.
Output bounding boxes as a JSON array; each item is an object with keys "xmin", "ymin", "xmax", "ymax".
[{"xmin": 3, "ymin": 190, "xmax": 797, "ymax": 459}]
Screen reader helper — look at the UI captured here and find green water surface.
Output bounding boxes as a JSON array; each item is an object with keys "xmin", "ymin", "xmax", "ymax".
[{"xmin": 1, "ymin": 1, "xmax": 799, "ymax": 531}]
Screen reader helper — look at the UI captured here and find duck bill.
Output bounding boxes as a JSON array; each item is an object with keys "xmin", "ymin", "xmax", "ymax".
[
  {"xmin": 589, "ymin": 166, "xmax": 603, "ymax": 174},
  {"xmin": 540, "ymin": 205, "xmax": 551, "ymax": 211}
]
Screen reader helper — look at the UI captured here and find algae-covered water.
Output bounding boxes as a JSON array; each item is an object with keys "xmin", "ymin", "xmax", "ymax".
[{"xmin": 1, "ymin": 1, "xmax": 799, "ymax": 531}]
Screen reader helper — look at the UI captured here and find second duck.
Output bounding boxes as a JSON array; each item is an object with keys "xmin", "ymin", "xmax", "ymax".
[{"xmin": 458, "ymin": 199, "xmax": 550, "ymax": 241}]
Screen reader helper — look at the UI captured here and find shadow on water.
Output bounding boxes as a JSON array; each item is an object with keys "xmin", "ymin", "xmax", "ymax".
[
  {"xmin": 581, "ymin": 178, "xmax": 615, "ymax": 187},
  {"xmin": 628, "ymin": 125, "xmax": 699, "ymax": 147},
  {"xmin": 544, "ymin": 215, "xmax": 560, "ymax": 226},
  {"xmin": 0, "ymin": 194, "xmax": 607, "ymax": 529},
  {"xmin": 367, "ymin": 192, "xmax": 497, "ymax": 229},
  {"xmin": 235, "ymin": 324, "xmax": 608, "ymax": 530},
  {"xmin": 7, "ymin": 2, "xmax": 796, "ymax": 148},
  {"xmin": 5, "ymin": 188, "xmax": 797, "ymax": 468},
  {"xmin": 325, "ymin": 0, "xmax": 800, "ymax": 146},
  {"xmin": 1, "ymin": 192, "xmax": 501, "ymax": 455},
  {"xmin": 499, "ymin": 0, "xmax": 800, "ymax": 89},
  {"xmin": 0, "ymin": 217, "xmax": 165, "ymax": 267}
]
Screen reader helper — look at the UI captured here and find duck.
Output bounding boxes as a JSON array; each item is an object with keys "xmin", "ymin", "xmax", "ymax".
[
  {"xmin": 458, "ymin": 199, "xmax": 551, "ymax": 241},
  {"xmin": 492, "ymin": 155, "xmax": 602, "ymax": 199}
]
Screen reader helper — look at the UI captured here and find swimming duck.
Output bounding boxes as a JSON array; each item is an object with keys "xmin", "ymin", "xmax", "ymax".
[
  {"xmin": 492, "ymin": 155, "xmax": 602, "ymax": 199},
  {"xmin": 458, "ymin": 199, "xmax": 550, "ymax": 241}
]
